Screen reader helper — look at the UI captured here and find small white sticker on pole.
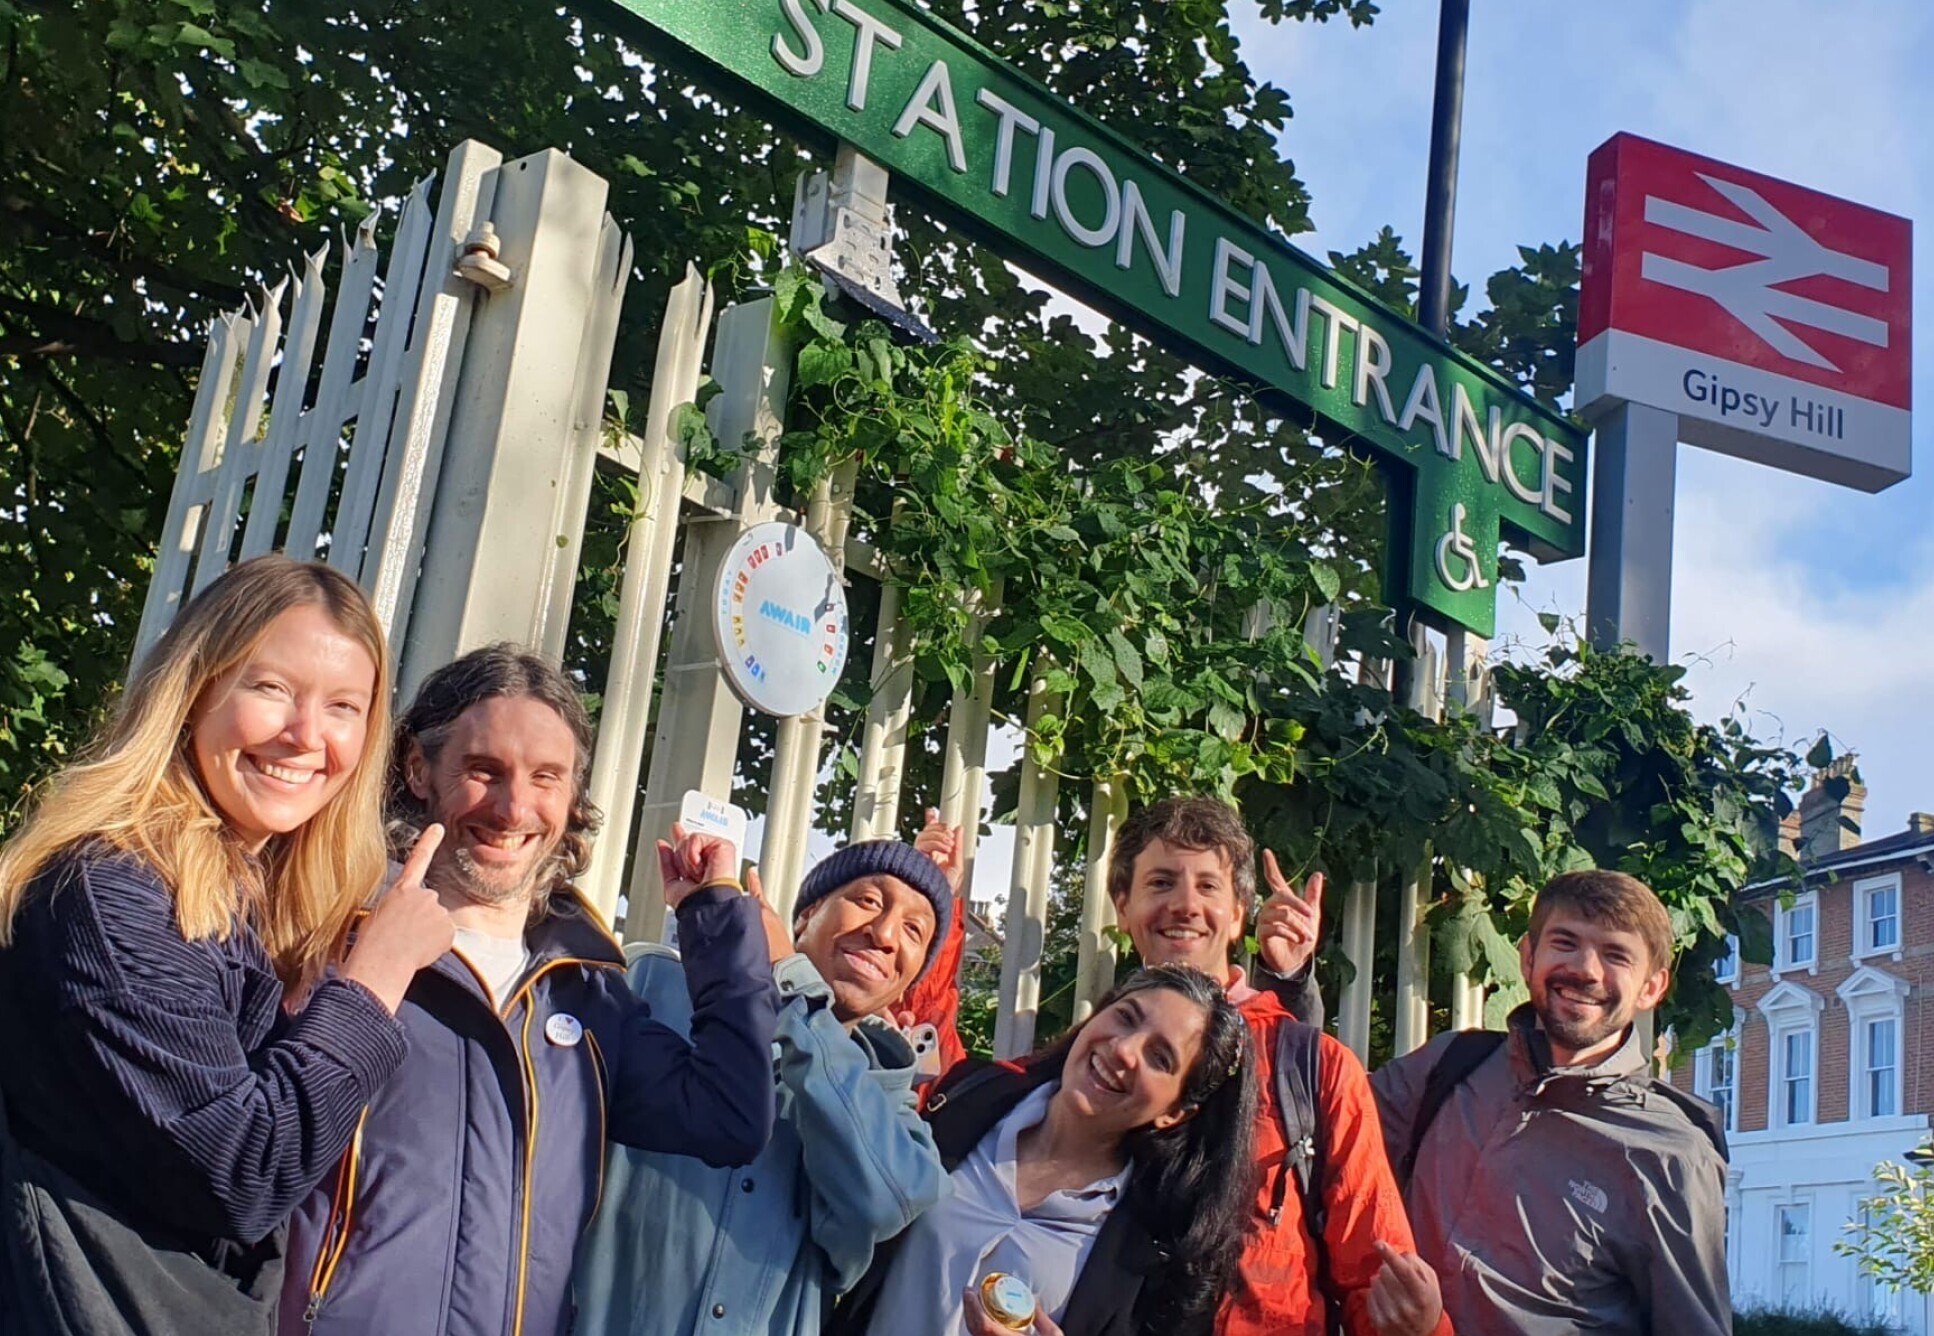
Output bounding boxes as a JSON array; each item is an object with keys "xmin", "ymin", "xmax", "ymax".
[{"xmin": 678, "ymin": 790, "xmax": 749, "ymax": 856}]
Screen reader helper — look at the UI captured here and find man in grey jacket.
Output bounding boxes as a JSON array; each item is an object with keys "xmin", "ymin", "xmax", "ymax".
[
  {"xmin": 1371, "ymin": 869, "xmax": 1730, "ymax": 1336},
  {"xmin": 574, "ymin": 823, "xmax": 958, "ymax": 1336}
]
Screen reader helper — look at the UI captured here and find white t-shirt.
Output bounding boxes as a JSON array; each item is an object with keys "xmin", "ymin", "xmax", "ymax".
[{"xmin": 452, "ymin": 926, "xmax": 530, "ymax": 1008}]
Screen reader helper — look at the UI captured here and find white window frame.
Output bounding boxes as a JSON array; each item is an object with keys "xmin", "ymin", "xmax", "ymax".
[
  {"xmin": 1781, "ymin": 1030, "xmax": 1815, "ymax": 1126},
  {"xmin": 1692, "ymin": 1011, "xmax": 1743, "ymax": 1135},
  {"xmin": 1853, "ymin": 873, "xmax": 1903, "ymax": 962},
  {"xmin": 1777, "ymin": 1200, "xmax": 1812, "ymax": 1306},
  {"xmin": 1863, "ymin": 1016, "xmax": 1899, "ymax": 1119},
  {"xmin": 1760, "ymin": 981, "xmax": 1824, "ymax": 1128},
  {"xmin": 1775, "ymin": 890, "xmax": 1819, "ymax": 975},
  {"xmin": 1714, "ymin": 933, "xmax": 1740, "ymax": 985},
  {"xmin": 1725, "ymin": 1170, "xmax": 1743, "ymax": 1292},
  {"xmin": 1838, "ymin": 965, "xmax": 1911, "ymax": 1121}
]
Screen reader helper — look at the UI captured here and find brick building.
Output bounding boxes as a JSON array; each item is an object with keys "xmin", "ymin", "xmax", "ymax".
[{"xmin": 1669, "ymin": 766, "xmax": 1934, "ymax": 1326}]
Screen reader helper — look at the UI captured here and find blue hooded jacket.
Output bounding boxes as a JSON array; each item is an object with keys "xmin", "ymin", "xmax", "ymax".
[
  {"xmin": 573, "ymin": 948, "xmax": 947, "ymax": 1336},
  {"xmin": 281, "ymin": 886, "xmax": 778, "ymax": 1336}
]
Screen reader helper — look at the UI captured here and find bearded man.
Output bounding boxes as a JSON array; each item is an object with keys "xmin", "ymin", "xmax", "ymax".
[
  {"xmin": 279, "ymin": 645, "xmax": 780, "ymax": 1336},
  {"xmin": 1371, "ymin": 869, "xmax": 1731, "ymax": 1336}
]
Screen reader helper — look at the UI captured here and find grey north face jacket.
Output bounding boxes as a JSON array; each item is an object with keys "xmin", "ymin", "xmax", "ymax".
[{"xmin": 1371, "ymin": 1006, "xmax": 1730, "ymax": 1336}]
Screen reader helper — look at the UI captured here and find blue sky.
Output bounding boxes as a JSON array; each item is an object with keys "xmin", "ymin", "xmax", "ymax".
[{"xmin": 1228, "ymin": 0, "xmax": 1933, "ymax": 834}]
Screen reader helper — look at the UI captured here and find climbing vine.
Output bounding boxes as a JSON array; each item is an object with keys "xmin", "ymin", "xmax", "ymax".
[{"xmin": 679, "ymin": 262, "xmax": 1801, "ymax": 1056}]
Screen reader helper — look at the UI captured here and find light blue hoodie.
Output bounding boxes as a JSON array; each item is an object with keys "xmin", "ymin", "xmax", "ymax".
[{"xmin": 573, "ymin": 947, "xmax": 949, "ymax": 1336}]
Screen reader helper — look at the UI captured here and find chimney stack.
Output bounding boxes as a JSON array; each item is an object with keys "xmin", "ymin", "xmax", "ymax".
[{"xmin": 1796, "ymin": 756, "xmax": 1866, "ymax": 860}]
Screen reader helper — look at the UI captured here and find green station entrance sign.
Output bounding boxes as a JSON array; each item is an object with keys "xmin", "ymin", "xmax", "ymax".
[{"xmin": 581, "ymin": 0, "xmax": 1589, "ymax": 636}]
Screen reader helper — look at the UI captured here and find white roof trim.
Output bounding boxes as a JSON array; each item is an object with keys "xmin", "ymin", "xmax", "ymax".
[
  {"xmin": 1758, "ymin": 979, "xmax": 1826, "ymax": 1018},
  {"xmin": 1837, "ymin": 964, "xmax": 1911, "ymax": 1002}
]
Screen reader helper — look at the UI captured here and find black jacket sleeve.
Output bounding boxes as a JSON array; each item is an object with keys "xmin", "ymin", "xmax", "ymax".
[{"xmin": 1260, "ymin": 960, "xmax": 1325, "ymax": 1029}]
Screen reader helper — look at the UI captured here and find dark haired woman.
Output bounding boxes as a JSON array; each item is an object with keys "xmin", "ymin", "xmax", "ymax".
[{"xmin": 829, "ymin": 965, "xmax": 1258, "ymax": 1336}]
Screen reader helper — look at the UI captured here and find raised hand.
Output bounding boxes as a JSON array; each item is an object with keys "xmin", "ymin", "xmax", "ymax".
[
  {"xmin": 1255, "ymin": 850, "xmax": 1324, "ymax": 978},
  {"xmin": 1367, "ymin": 1240, "xmax": 1444, "ymax": 1336},
  {"xmin": 342, "ymin": 824, "xmax": 456, "ymax": 1014},
  {"xmin": 915, "ymin": 807, "xmax": 966, "ymax": 890},
  {"xmin": 744, "ymin": 865, "xmax": 795, "ymax": 965},
  {"xmin": 656, "ymin": 821, "xmax": 739, "ymax": 911}
]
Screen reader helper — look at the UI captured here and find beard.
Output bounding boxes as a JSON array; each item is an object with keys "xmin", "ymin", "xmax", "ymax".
[
  {"xmin": 1534, "ymin": 975, "xmax": 1629, "ymax": 1055},
  {"xmin": 436, "ymin": 838, "xmax": 564, "ymax": 911}
]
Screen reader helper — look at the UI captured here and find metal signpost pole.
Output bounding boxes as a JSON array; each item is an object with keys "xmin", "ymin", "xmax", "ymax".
[
  {"xmin": 1583, "ymin": 401, "xmax": 1679, "ymax": 662},
  {"xmin": 763, "ymin": 143, "xmax": 902, "ymax": 915},
  {"xmin": 1581, "ymin": 399, "xmax": 1681, "ymax": 1065},
  {"xmin": 1417, "ymin": 0, "xmax": 1468, "ymax": 340},
  {"xmin": 1392, "ymin": 0, "xmax": 1471, "ymax": 1055}
]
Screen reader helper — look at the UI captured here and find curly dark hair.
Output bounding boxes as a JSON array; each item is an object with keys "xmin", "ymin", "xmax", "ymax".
[
  {"xmin": 388, "ymin": 644, "xmax": 601, "ymax": 920},
  {"xmin": 1109, "ymin": 795, "xmax": 1259, "ymax": 911},
  {"xmin": 1041, "ymin": 965, "xmax": 1259, "ymax": 1331}
]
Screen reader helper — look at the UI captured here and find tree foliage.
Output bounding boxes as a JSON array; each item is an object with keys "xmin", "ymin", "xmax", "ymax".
[
  {"xmin": 1, "ymin": 0, "xmax": 1803, "ymax": 1059},
  {"xmin": 717, "ymin": 257, "xmax": 1797, "ymax": 1055},
  {"xmin": 1837, "ymin": 1158, "xmax": 1934, "ymax": 1298}
]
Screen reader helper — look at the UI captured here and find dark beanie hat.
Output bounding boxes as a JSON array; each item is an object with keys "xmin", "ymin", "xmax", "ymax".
[{"xmin": 794, "ymin": 840, "xmax": 957, "ymax": 985}]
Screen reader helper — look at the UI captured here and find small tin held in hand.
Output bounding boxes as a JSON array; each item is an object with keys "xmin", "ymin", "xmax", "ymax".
[{"xmin": 978, "ymin": 1273, "xmax": 1037, "ymax": 1331}]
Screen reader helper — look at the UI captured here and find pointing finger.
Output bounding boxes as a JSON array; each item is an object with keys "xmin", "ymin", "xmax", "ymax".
[
  {"xmin": 1304, "ymin": 869, "xmax": 1326, "ymax": 904},
  {"xmin": 399, "ymin": 823, "xmax": 445, "ymax": 887}
]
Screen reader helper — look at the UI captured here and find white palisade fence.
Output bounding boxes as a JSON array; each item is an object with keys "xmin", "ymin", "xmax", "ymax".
[
  {"xmin": 139, "ymin": 139, "xmax": 1474, "ymax": 1064},
  {"xmin": 135, "ymin": 140, "xmax": 631, "ymax": 698}
]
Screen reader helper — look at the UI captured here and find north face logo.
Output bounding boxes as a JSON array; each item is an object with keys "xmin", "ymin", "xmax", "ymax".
[{"xmin": 1569, "ymin": 1178, "xmax": 1609, "ymax": 1214}]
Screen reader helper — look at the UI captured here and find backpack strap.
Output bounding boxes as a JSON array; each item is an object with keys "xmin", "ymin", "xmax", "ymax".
[
  {"xmin": 1271, "ymin": 1020, "xmax": 1343, "ymax": 1335},
  {"xmin": 1397, "ymin": 1029, "xmax": 1507, "ymax": 1191},
  {"xmin": 920, "ymin": 1058, "xmax": 1010, "ymax": 1113}
]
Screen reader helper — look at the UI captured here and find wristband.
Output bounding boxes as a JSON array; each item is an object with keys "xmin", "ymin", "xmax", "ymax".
[{"xmin": 694, "ymin": 877, "xmax": 745, "ymax": 895}]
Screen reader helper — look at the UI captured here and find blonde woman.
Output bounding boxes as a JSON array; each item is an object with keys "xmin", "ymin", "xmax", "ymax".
[{"xmin": 0, "ymin": 555, "xmax": 453, "ymax": 1336}]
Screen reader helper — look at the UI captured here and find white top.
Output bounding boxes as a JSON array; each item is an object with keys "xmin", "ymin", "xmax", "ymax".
[
  {"xmin": 865, "ymin": 1081, "xmax": 1129, "ymax": 1335},
  {"xmin": 452, "ymin": 926, "xmax": 530, "ymax": 1008}
]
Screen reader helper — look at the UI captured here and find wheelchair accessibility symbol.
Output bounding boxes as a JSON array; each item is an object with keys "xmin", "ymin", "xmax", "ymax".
[{"xmin": 1434, "ymin": 503, "xmax": 1490, "ymax": 594}]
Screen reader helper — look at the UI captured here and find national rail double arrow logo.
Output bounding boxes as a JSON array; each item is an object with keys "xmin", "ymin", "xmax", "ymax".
[
  {"xmin": 1576, "ymin": 132, "xmax": 1912, "ymax": 493},
  {"xmin": 1640, "ymin": 173, "xmax": 1891, "ymax": 374}
]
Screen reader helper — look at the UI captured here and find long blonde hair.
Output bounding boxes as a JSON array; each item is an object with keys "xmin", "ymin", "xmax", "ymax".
[{"xmin": 0, "ymin": 555, "xmax": 392, "ymax": 982}]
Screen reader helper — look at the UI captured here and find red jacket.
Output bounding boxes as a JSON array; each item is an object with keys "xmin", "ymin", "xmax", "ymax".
[
  {"xmin": 1217, "ymin": 991, "xmax": 1454, "ymax": 1336},
  {"xmin": 901, "ymin": 901, "xmax": 969, "ymax": 1073}
]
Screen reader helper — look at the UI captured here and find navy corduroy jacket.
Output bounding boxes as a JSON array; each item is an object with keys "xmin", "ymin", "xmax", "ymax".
[
  {"xmin": 281, "ymin": 884, "xmax": 779, "ymax": 1336},
  {"xmin": 0, "ymin": 845, "xmax": 407, "ymax": 1275}
]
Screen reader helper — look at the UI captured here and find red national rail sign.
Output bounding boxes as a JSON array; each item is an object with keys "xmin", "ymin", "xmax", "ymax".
[{"xmin": 1577, "ymin": 132, "xmax": 1912, "ymax": 491}]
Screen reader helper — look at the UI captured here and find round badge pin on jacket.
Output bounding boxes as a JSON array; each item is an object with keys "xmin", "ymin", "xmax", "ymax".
[{"xmin": 545, "ymin": 1013, "xmax": 583, "ymax": 1047}]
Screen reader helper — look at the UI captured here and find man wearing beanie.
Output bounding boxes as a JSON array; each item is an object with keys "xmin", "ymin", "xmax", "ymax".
[{"xmin": 574, "ymin": 819, "xmax": 957, "ymax": 1336}]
